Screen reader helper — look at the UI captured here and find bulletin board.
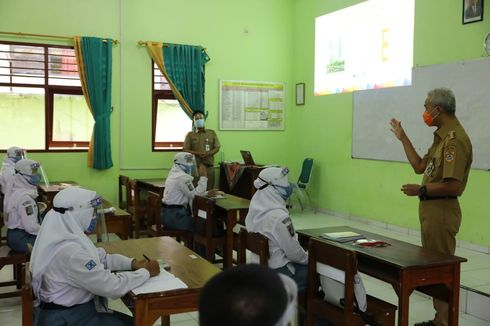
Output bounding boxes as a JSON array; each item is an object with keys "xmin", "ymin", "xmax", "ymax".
[{"xmin": 219, "ymin": 80, "xmax": 285, "ymax": 130}]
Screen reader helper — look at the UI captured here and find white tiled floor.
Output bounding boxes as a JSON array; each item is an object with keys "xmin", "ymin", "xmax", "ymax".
[{"xmin": 1, "ymin": 207, "xmax": 489, "ymax": 325}]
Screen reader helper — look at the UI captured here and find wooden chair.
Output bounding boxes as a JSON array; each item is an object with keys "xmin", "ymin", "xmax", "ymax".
[
  {"xmin": 192, "ymin": 195, "xmax": 226, "ymax": 263},
  {"xmin": 130, "ymin": 180, "xmax": 149, "ymax": 238},
  {"xmin": 146, "ymin": 191, "xmax": 193, "ymax": 248},
  {"xmin": 118, "ymin": 175, "xmax": 129, "ymax": 210},
  {"xmin": 0, "ymin": 245, "xmax": 28, "ymax": 299},
  {"xmin": 237, "ymin": 228, "xmax": 269, "ymax": 265},
  {"xmin": 306, "ymin": 239, "xmax": 397, "ymax": 326},
  {"xmin": 21, "ymin": 263, "xmax": 33, "ymax": 326}
]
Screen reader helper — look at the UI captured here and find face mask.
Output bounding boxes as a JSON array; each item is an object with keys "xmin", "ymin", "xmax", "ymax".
[
  {"xmin": 422, "ymin": 108, "xmax": 439, "ymax": 126},
  {"xmin": 24, "ymin": 173, "xmax": 41, "ymax": 186},
  {"xmin": 274, "ymin": 183, "xmax": 293, "ymax": 200},
  {"xmin": 86, "ymin": 217, "xmax": 97, "ymax": 233},
  {"xmin": 194, "ymin": 119, "xmax": 205, "ymax": 128},
  {"xmin": 177, "ymin": 162, "xmax": 192, "ymax": 174},
  {"xmin": 12, "ymin": 156, "xmax": 22, "ymax": 163}
]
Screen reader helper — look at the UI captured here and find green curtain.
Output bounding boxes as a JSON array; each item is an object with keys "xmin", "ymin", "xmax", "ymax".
[
  {"xmin": 76, "ymin": 36, "xmax": 113, "ymax": 169},
  {"xmin": 163, "ymin": 44, "xmax": 210, "ymax": 118}
]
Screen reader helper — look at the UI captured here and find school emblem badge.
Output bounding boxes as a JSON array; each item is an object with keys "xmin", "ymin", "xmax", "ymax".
[
  {"xmin": 444, "ymin": 146, "xmax": 456, "ymax": 163},
  {"xmin": 85, "ymin": 259, "xmax": 97, "ymax": 270}
]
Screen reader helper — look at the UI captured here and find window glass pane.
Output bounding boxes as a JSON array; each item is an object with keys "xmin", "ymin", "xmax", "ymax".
[
  {"xmin": 0, "ymin": 87, "xmax": 45, "ymax": 149},
  {"xmin": 48, "ymin": 48, "xmax": 80, "ymax": 86},
  {"xmin": 153, "ymin": 64, "xmax": 171, "ymax": 90},
  {"xmin": 0, "ymin": 43, "xmax": 45, "ymax": 85},
  {"xmin": 52, "ymin": 94, "xmax": 93, "ymax": 144},
  {"xmin": 155, "ymin": 99, "xmax": 190, "ymax": 145}
]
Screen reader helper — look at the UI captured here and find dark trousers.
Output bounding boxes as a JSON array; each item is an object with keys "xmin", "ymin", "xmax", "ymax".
[
  {"xmin": 7, "ymin": 228, "xmax": 36, "ymax": 253},
  {"xmin": 35, "ymin": 300, "xmax": 133, "ymax": 326},
  {"xmin": 160, "ymin": 205, "xmax": 193, "ymax": 231}
]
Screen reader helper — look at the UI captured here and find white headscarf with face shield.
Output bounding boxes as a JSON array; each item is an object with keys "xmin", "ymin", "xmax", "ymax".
[
  {"xmin": 4, "ymin": 159, "xmax": 39, "ymax": 218},
  {"xmin": 245, "ymin": 167, "xmax": 291, "ymax": 231},
  {"xmin": 30, "ymin": 187, "xmax": 100, "ymax": 302},
  {"xmin": 1, "ymin": 147, "xmax": 25, "ymax": 191}
]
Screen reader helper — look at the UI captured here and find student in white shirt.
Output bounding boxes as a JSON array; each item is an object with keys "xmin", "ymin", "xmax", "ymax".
[
  {"xmin": 31, "ymin": 187, "xmax": 159, "ymax": 326},
  {"xmin": 161, "ymin": 151, "xmax": 221, "ymax": 231},
  {"xmin": 245, "ymin": 167, "xmax": 309, "ymax": 292},
  {"xmin": 0, "ymin": 146, "xmax": 25, "ymax": 213},
  {"xmin": 5, "ymin": 159, "xmax": 41, "ymax": 253}
]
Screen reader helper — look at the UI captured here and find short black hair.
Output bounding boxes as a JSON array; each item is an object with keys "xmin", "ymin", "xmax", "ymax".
[
  {"xmin": 199, "ymin": 264, "xmax": 288, "ymax": 326},
  {"xmin": 192, "ymin": 110, "xmax": 205, "ymax": 118}
]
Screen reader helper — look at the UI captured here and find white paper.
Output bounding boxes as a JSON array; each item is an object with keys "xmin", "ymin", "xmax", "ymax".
[{"xmin": 131, "ymin": 269, "xmax": 188, "ymax": 295}]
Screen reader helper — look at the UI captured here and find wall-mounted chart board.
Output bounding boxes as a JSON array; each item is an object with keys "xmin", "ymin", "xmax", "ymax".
[
  {"xmin": 219, "ymin": 80, "xmax": 285, "ymax": 131},
  {"xmin": 352, "ymin": 57, "xmax": 490, "ymax": 170}
]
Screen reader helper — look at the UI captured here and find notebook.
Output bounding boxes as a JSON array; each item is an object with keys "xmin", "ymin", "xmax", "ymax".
[
  {"xmin": 240, "ymin": 150, "xmax": 256, "ymax": 166},
  {"xmin": 320, "ymin": 231, "xmax": 365, "ymax": 243}
]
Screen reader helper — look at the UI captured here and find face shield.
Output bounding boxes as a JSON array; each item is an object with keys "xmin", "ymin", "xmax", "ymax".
[
  {"xmin": 175, "ymin": 153, "xmax": 198, "ymax": 176},
  {"xmin": 85, "ymin": 196, "xmax": 108, "ymax": 242},
  {"xmin": 15, "ymin": 159, "xmax": 43, "ymax": 186},
  {"xmin": 7, "ymin": 147, "xmax": 26, "ymax": 163}
]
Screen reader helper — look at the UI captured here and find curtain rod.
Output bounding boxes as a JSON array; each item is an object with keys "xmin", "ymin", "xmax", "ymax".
[
  {"xmin": 137, "ymin": 40, "xmax": 206, "ymax": 51},
  {"xmin": 0, "ymin": 31, "xmax": 119, "ymax": 45}
]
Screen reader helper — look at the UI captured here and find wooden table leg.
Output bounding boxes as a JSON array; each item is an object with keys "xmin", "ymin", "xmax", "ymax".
[
  {"xmin": 449, "ymin": 263, "xmax": 461, "ymax": 326},
  {"xmin": 224, "ymin": 210, "xmax": 236, "ymax": 269}
]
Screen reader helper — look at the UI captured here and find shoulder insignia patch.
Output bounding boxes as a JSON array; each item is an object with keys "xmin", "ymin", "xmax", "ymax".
[
  {"xmin": 444, "ymin": 145, "xmax": 456, "ymax": 163},
  {"xmin": 85, "ymin": 259, "xmax": 97, "ymax": 271},
  {"xmin": 25, "ymin": 205, "xmax": 34, "ymax": 216},
  {"xmin": 185, "ymin": 181, "xmax": 194, "ymax": 191}
]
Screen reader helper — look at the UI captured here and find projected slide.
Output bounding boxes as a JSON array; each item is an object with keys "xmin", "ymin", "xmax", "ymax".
[{"xmin": 314, "ymin": 0, "xmax": 414, "ymax": 96}]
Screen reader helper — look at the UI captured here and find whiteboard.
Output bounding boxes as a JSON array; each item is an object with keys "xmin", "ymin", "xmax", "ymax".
[
  {"xmin": 352, "ymin": 57, "xmax": 490, "ymax": 170},
  {"xmin": 219, "ymin": 80, "xmax": 285, "ymax": 130}
]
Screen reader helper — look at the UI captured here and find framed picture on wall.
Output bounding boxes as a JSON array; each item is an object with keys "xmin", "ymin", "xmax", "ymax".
[
  {"xmin": 296, "ymin": 83, "xmax": 305, "ymax": 105},
  {"xmin": 463, "ymin": 0, "xmax": 484, "ymax": 24}
]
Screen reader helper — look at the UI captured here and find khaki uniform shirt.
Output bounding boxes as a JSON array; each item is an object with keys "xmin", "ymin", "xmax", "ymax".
[
  {"xmin": 421, "ymin": 117, "xmax": 472, "ymax": 190},
  {"xmin": 183, "ymin": 129, "xmax": 220, "ymax": 167}
]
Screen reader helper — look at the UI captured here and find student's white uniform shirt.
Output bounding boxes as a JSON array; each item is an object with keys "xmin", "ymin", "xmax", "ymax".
[
  {"xmin": 245, "ymin": 169, "xmax": 308, "ymax": 270},
  {"xmin": 4, "ymin": 174, "xmax": 40, "ymax": 234},
  {"xmin": 31, "ymin": 187, "xmax": 151, "ymax": 307},
  {"xmin": 38, "ymin": 243, "xmax": 149, "ymax": 306},
  {"xmin": 163, "ymin": 164, "xmax": 207, "ymax": 206}
]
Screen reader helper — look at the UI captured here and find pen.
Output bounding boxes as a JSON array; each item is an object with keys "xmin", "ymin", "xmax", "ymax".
[{"xmin": 143, "ymin": 254, "xmax": 150, "ymax": 261}]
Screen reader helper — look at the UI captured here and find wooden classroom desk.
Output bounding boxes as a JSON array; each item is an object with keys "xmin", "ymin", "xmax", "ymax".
[
  {"xmin": 97, "ymin": 237, "xmax": 220, "ymax": 326},
  {"xmin": 38, "ymin": 181, "xmax": 78, "ymax": 209},
  {"xmin": 136, "ymin": 178, "xmax": 165, "ymax": 196},
  {"xmin": 101, "ymin": 199, "xmax": 131, "ymax": 241},
  {"xmin": 214, "ymin": 194, "xmax": 251, "ymax": 269},
  {"xmin": 297, "ymin": 226, "xmax": 467, "ymax": 326}
]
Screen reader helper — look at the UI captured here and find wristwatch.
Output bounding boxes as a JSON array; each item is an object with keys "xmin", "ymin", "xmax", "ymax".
[{"xmin": 419, "ymin": 185, "xmax": 427, "ymax": 198}]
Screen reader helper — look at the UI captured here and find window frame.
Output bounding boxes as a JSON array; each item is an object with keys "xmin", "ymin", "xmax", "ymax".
[
  {"xmin": 0, "ymin": 40, "xmax": 89, "ymax": 152},
  {"xmin": 151, "ymin": 62, "xmax": 186, "ymax": 152}
]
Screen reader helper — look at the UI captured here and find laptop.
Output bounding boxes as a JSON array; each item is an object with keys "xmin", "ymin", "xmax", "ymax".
[{"xmin": 240, "ymin": 150, "xmax": 256, "ymax": 166}]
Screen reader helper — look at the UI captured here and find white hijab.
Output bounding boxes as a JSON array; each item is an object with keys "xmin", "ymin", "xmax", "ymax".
[
  {"xmin": 4, "ymin": 173, "xmax": 38, "ymax": 221},
  {"xmin": 164, "ymin": 152, "xmax": 195, "ymax": 200},
  {"xmin": 245, "ymin": 167, "xmax": 290, "ymax": 231},
  {"xmin": 30, "ymin": 187, "xmax": 98, "ymax": 302}
]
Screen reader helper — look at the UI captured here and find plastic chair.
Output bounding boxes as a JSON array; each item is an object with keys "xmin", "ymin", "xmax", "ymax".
[{"xmin": 292, "ymin": 158, "xmax": 315, "ymax": 212}]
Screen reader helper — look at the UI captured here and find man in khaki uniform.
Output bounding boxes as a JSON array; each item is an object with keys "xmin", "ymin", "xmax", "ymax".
[
  {"xmin": 390, "ymin": 88, "xmax": 472, "ymax": 326},
  {"xmin": 183, "ymin": 110, "xmax": 220, "ymax": 189}
]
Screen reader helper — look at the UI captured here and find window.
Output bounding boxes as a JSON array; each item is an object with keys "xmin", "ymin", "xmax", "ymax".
[
  {"xmin": 152, "ymin": 63, "xmax": 191, "ymax": 151},
  {"xmin": 0, "ymin": 41, "xmax": 92, "ymax": 151}
]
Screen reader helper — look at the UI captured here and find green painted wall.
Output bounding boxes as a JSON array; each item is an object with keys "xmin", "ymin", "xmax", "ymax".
[
  {"xmin": 0, "ymin": 0, "xmax": 489, "ymax": 246},
  {"xmin": 290, "ymin": 0, "xmax": 490, "ymax": 246}
]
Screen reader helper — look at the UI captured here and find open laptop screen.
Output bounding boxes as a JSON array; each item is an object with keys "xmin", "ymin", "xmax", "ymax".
[{"xmin": 240, "ymin": 150, "xmax": 256, "ymax": 166}]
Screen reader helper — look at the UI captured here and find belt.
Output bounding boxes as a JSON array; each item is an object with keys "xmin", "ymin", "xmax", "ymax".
[
  {"xmin": 162, "ymin": 204, "xmax": 186, "ymax": 209},
  {"xmin": 39, "ymin": 301, "xmax": 81, "ymax": 310},
  {"xmin": 419, "ymin": 195, "xmax": 457, "ymax": 201}
]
